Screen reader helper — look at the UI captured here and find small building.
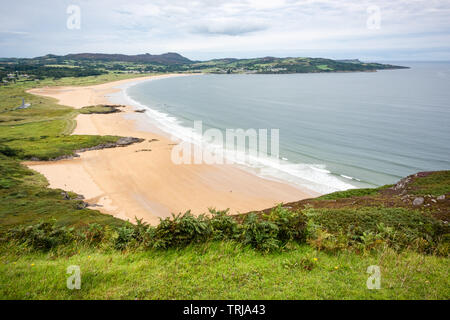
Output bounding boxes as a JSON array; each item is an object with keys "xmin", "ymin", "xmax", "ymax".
[{"xmin": 17, "ymin": 98, "xmax": 31, "ymax": 109}]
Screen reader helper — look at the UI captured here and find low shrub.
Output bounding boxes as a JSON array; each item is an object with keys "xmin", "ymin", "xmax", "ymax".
[
  {"xmin": 152, "ymin": 211, "xmax": 212, "ymax": 249},
  {"xmin": 4, "ymin": 205, "xmax": 445, "ymax": 255},
  {"xmin": 304, "ymin": 207, "xmax": 448, "ymax": 254},
  {"xmin": 209, "ymin": 209, "xmax": 239, "ymax": 240},
  {"xmin": 81, "ymin": 223, "xmax": 106, "ymax": 245},
  {"xmin": 264, "ymin": 205, "xmax": 307, "ymax": 245},
  {"xmin": 0, "ymin": 145, "xmax": 17, "ymax": 157},
  {"xmin": 1, "ymin": 207, "xmax": 309, "ymax": 252},
  {"xmin": 241, "ymin": 213, "xmax": 280, "ymax": 252},
  {"xmin": 6, "ymin": 220, "xmax": 74, "ymax": 250},
  {"xmin": 114, "ymin": 225, "xmax": 135, "ymax": 250}
]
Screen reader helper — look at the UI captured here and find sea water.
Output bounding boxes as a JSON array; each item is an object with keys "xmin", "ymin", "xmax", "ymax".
[{"xmin": 122, "ymin": 62, "xmax": 450, "ymax": 194}]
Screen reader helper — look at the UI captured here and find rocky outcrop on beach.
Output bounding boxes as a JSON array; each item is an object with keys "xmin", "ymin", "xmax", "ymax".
[
  {"xmin": 28, "ymin": 137, "xmax": 144, "ymax": 161},
  {"xmin": 79, "ymin": 104, "xmax": 126, "ymax": 114},
  {"xmin": 71, "ymin": 136, "xmax": 145, "ymax": 157}
]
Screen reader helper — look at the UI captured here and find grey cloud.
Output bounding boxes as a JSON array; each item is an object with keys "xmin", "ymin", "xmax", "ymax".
[
  {"xmin": 0, "ymin": 31, "xmax": 30, "ymax": 35},
  {"xmin": 191, "ymin": 20, "xmax": 268, "ymax": 36},
  {"xmin": 1, "ymin": 0, "xmax": 450, "ymax": 59}
]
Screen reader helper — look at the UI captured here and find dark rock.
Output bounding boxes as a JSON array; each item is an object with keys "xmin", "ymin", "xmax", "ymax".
[
  {"xmin": 76, "ymin": 202, "xmax": 88, "ymax": 210},
  {"xmin": 116, "ymin": 137, "xmax": 144, "ymax": 146},
  {"xmin": 88, "ymin": 203, "xmax": 103, "ymax": 207},
  {"xmin": 48, "ymin": 137, "xmax": 144, "ymax": 161},
  {"xmin": 415, "ymin": 171, "xmax": 433, "ymax": 178},
  {"xmin": 391, "ymin": 176, "xmax": 412, "ymax": 192},
  {"xmin": 81, "ymin": 104, "xmax": 126, "ymax": 114},
  {"xmin": 45, "ymin": 154, "xmax": 80, "ymax": 161},
  {"xmin": 412, "ymin": 197, "xmax": 424, "ymax": 206},
  {"xmin": 104, "ymin": 104, "xmax": 126, "ymax": 108}
]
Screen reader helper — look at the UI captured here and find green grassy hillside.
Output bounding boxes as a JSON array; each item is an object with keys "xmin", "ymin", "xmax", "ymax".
[{"xmin": 0, "ymin": 78, "xmax": 139, "ymax": 231}]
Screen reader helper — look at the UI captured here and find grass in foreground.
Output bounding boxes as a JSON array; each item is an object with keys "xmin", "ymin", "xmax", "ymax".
[
  {"xmin": 0, "ymin": 242, "xmax": 448, "ymax": 300},
  {"xmin": 0, "ymin": 200, "xmax": 447, "ymax": 299}
]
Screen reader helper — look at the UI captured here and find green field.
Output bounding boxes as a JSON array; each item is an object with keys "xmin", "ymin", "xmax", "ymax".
[{"xmin": 0, "ymin": 74, "xmax": 448, "ymax": 300}]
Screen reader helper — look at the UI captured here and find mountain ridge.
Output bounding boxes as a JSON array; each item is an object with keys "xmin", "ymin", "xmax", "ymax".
[
  {"xmin": 37, "ymin": 52, "xmax": 193, "ymax": 65},
  {"xmin": 0, "ymin": 52, "xmax": 409, "ymax": 80}
]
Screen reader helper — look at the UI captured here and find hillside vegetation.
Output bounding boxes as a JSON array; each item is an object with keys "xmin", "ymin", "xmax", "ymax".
[
  {"xmin": 0, "ymin": 53, "xmax": 407, "ymax": 81},
  {"xmin": 0, "ymin": 76, "xmax": 448, "ymax": 300},
  {"xmin": 0, "ymin": 77, "xmax": 143, "ymax": 231}
]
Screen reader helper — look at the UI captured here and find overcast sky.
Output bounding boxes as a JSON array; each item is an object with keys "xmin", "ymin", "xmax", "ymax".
[{"xmin": 1, "ymin": 0, "xmax": 450, "ymax": 61}]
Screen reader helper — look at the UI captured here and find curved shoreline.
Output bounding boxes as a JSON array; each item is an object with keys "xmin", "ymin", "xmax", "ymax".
[{"xmin": 25, "ymin": 74, "xmax": 318, "ymax": 225}]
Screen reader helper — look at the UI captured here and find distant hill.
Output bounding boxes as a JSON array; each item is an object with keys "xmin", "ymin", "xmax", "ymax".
[
  {"xmin": 38, "ymin": 52, "xmax": 193, "ymax": 65},
  {"xmin": 335, "ymin": 59, "xmax": 362, "ymax": 64},
  {"xmin": 0, "ymin": 53, "xmax": 409, "ymax": 81}
]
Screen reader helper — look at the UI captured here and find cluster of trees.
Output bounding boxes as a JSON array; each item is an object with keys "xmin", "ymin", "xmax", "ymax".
[
  {"xmin": 0, "ymin": 64, "xmax": 106, "ymax": 80},
  {"xmin": 0, "ymin": 71, "xmax": 9, "ymax": 83}
]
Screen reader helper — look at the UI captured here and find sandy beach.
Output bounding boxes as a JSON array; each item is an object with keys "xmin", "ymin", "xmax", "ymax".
[{"xmin": 25, "ymin": 74, "xmax": 317, "ymax": 225}]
